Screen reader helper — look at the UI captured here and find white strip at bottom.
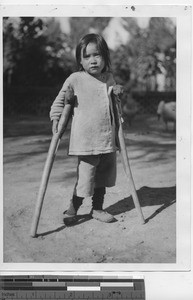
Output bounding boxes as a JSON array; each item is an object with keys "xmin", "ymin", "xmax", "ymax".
[{"xmin": 67, "ymin": 286, "xmax": 101, "ymax": 291}]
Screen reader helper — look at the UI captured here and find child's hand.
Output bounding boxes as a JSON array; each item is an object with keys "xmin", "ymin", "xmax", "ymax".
[
  {"xmin": 52, "ymin": 119, "xmax": 59, "ymax": 134},
  {"xmin": 113, "ymin": 84, "xmax": 124, "ymax": 96},
  {"xmin": 65, "ymin": 86, "xmax": 75, "ymax": 104}
]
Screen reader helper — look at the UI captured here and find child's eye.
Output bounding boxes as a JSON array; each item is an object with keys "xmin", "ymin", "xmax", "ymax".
[
  {"xmin": 84, "ymin": 55, "xmax": 90, "ymax": 59},
  {"xmin": 83, "ymin": 53, "xmax": 101, "ymax": 59}
]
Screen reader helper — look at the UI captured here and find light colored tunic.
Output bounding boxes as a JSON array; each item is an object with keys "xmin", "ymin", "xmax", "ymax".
[{"xmin": 50, "ymin": 71, "xmax": 118, "ymax": 155}]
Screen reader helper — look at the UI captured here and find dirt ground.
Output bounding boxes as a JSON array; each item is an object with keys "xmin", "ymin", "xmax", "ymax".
[{"xmin": 3, "ymin": 114, "xmax": 176, "ymax": 264}]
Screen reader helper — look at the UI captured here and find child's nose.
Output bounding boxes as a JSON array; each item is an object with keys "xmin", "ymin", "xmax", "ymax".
[{"xmin": 90, "ymin": 56, "xmax": 97, "ymax": 63}]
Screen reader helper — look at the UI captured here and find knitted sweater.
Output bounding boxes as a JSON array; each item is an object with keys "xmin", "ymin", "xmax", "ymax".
[{"xmin": 50, "ymin": 71, "xmax": 119, "ymax": 155}]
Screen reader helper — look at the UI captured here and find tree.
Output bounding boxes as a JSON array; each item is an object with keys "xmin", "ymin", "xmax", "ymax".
[
  {"xmin": 41, "ymin": 17, "xmax": 76, "ymax": 85},
  {"xmin": 3, "ymin": 17, "xmax": 76, "ymax": 86},
  {"xmin": 69, "ymin": 17, "xmax": 111, "ymax": 48},
  {"xmin": 3, "ymin": 17, "xmax": 47, "ymax": 85},
  {"xmin": 3, "ymin": 17, "xmax": 176, "ymax": 90},
  {"xmin": 121, "ymin": 17, "xmax": 176, "ymax": 91},
  {"xmin": 3, "ymin": 17, "xmax": 20, "ymax": 85}
]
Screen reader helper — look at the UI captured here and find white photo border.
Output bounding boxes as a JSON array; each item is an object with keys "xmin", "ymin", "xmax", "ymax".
[{"xmin": 0, "ymin": 3, "xmax": 191, "ymax": 272}]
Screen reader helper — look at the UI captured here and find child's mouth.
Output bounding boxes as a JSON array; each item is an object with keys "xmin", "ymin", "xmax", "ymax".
[{"xmin": 90, "ymin": 66, "xmax": 98, "ymax": 70}]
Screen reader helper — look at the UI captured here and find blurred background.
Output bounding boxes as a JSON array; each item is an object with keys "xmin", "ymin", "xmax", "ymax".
[{"xmin": 3, "ymin": 16, "xmax": 176, "ymax": 128}]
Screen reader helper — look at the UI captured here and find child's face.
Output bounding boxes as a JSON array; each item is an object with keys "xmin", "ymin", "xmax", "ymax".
[{"xmin": 80, "ymin": 42, "xmax": 105, "ymax": 77}]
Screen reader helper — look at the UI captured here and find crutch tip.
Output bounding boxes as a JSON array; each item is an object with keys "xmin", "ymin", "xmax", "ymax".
[
  {"xmin": 30, "ymin": 231, "xmax": 38, "ymax": 238},
  {"xmin": 30, "ymin": 235, "xmax": 37, "ymax": 238}
]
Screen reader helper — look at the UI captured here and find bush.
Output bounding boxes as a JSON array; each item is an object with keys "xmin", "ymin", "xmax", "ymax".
[
  {"xmin": 130, "ymin": 90, "xmax": 176, "ymax": 114},
  {"xmin": 3, "ymin": 85, "xmax": 60, "ymax": 116},
  {"xmin": 4, "ymin": 85, "xmax": 176, "ymax": 117}
]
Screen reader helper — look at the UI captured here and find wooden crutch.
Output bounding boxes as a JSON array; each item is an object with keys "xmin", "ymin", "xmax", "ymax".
[
  {"xmin": 118, "ymin": 120, "xmax": 145, "ymax": 224},
  {"xmin": 30, "ymin": 103, "xmax": 73, "ymax": 237},
  {"xmin": 114, "ymin": 90, "xmax": 145, "ymax": 224}
]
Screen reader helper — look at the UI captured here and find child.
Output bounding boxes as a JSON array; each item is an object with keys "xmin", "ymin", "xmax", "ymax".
[{"xmin": 50, "ymin": 33, "xmax": 123, "ymax": 225}]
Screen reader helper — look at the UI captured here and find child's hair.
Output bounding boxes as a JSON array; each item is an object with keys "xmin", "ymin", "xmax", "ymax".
[{"xmin": 76, "ymin": 33, "xmax": 111, "ymax": 72}]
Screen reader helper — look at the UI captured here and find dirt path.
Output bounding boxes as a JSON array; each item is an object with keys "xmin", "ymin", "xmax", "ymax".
[{"xmin": 3, "ymin": 115, "xmax": 176, "ymax": 263}]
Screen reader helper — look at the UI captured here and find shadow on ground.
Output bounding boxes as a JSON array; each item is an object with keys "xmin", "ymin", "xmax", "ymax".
[
  {"xmin": 106, "ymin": 185, "xmax": 176, "ymax": 223},
  {"xmin": 4, "ymin": 114, "xmax": 176, "ymax": 166},
  {"xmin": 36, "ymin": 186, "xmax": 176, "ymax": 237},
  {"xmin": 37, "ymin": 214, "xmax": 93, "ymax": 238}
]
